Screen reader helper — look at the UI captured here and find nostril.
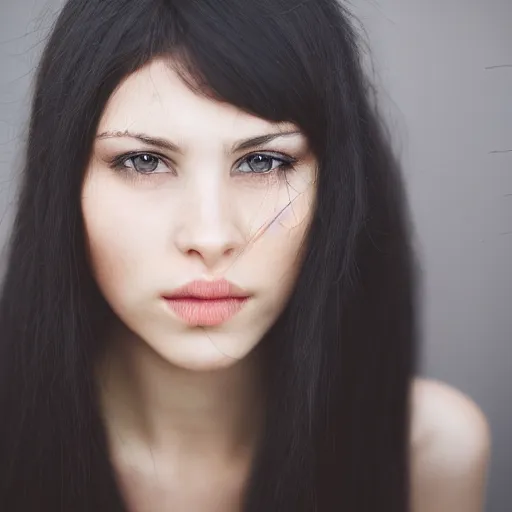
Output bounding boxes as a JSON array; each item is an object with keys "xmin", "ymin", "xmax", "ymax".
[{"xmin": 183, "ymin": 245, "xmax": 239, "ymax": 266}]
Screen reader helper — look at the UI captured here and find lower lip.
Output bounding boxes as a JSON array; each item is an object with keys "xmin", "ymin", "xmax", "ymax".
[{"xmin": 163, "ymin": 297, "xmax": 249, "ymax": 326}]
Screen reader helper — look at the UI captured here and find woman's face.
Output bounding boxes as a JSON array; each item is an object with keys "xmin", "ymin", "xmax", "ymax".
[{"xmin": 82, "ymin": 58, "xmax": 317, "ymax": 371}]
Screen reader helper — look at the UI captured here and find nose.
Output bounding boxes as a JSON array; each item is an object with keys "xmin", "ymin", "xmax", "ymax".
[{"xmin": 174, "ymin": 181, "xmax": 245, "ymax": 270}]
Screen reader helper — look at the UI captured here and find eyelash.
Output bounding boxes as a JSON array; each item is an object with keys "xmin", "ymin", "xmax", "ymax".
[{"xmin": 108, "ymin": 151, "xmax": 298, "ymax": 179}]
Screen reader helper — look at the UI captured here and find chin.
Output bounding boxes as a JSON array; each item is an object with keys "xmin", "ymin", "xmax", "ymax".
[
  {"xmin": 169, "ymin": 353, "xmax": 244, "ymax": 373},
  {"xmin": 149, "ymin": 331, "xmax": 259, "ymax": 373}
]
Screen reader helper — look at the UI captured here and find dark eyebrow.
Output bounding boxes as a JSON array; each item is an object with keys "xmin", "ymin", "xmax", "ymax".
[
  {"xmin": 96, "ymin": 130, "xmax": 302, "ymax": 153},
  {"xmin": 231, "ymin": 131, "xmax": 302, "ymax": 152},
  {"xmin": 96, "ymin": 130, "xmax": 183, "ymax": 154}
]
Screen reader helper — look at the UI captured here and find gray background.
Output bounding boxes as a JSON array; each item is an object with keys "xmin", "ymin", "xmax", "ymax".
[{"xmin": 0, "ymin": 1, "xmax": 510, "ymax": 510}]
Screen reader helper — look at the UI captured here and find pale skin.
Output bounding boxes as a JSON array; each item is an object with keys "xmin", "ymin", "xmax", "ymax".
[{"xmin": 82, "ymin": 59, "xmax": 490, "ymax": 511}]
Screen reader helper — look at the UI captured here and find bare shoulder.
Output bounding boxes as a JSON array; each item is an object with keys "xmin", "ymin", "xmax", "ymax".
[
  {"xmin": 410, "ymin": 377, "xmax": 491, "ymax": 451},
  {"xmin": 410, "ymin": 377, "xmax": 491, "ymax": 512}
]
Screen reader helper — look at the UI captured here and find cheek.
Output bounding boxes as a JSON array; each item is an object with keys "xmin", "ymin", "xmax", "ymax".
[
  {"xmin": 238, "ymin": 168, "xmax": 315, "ymax": 242},
  {"xmin": 254, "ymin": 185, "xmax": 314, "ymax": 293},
  {"xmin": 83, "ymin": 210, "xmax": 132, "ymax": 308},
  {"xmin": 81, "ymin": 175, "xmax": 154, "ymax": 305},
  {"xmin": 264, "ymin": 177, "xmax": 314, "ymax": 248}
]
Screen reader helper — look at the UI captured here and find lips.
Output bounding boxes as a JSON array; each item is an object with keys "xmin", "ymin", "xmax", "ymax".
[{"xmin": 162, "ymin": 279, "xmax": 250, "ymax": 326}]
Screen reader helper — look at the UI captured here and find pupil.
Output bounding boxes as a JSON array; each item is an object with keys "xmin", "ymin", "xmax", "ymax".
[{"xmin": 249, "ymin": 155, "xmax": 271, "ymax": 173}]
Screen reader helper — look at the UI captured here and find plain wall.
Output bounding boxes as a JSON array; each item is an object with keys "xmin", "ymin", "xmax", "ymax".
[{"xmin": 0, "ymin": 1, "xmax": 510, "ymax": 510}]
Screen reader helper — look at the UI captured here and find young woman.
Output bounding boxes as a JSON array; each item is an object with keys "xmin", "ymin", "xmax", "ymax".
[{"xmin": 0, "ymin": 0, "xmax": 490, "ymax": 510}]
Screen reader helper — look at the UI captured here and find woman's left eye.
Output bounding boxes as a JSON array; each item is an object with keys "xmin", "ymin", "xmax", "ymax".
[{"xmin": 237, "ymin": 153, "xmax": 294, "ymax": 174}]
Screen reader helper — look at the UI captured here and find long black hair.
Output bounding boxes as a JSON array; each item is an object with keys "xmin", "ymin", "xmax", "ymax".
[{"xmin": 0, "ymin": 0, "xmax": 417, "ymax": 510}]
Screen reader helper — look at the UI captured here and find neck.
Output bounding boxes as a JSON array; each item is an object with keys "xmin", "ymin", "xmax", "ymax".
[{"xmin": 97, "ymin": 322, "xmax": 265, "ymax": 463}]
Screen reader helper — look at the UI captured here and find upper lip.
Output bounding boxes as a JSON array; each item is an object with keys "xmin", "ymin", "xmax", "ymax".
[{"xmin": 163, "ymin": 278, "xmax": 250, "ymax": 300}]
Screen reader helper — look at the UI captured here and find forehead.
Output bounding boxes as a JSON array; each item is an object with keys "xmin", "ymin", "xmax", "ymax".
[{"xmin": 98, "ymin": 58, "xmax": 297, "ymax": 143}]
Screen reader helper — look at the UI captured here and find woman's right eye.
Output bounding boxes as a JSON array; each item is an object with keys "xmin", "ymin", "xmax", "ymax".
[
  {"xmin": 121, "ymin": 153, "xmax": 166, "ymax": 174},
  {"xmin": 110, "ymin": 152, "xmax": 170, "ymax": 175}
]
